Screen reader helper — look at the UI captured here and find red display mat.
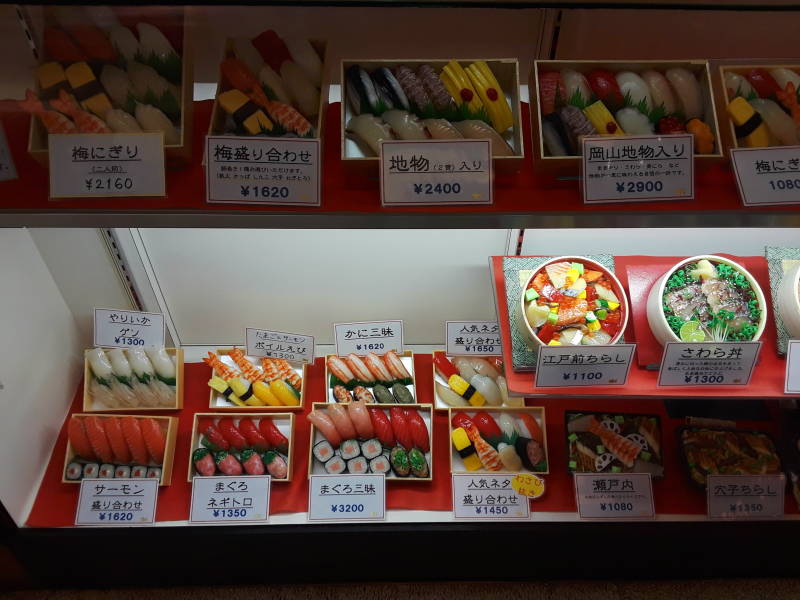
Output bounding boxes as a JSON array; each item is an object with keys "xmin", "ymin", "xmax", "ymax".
[{"xmin": 492, "ymin": 255, "xmax": 788, "ymax": 398}]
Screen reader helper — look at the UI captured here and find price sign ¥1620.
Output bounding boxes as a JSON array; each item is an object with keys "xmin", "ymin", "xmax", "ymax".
[
  {"xmin": 75, "ymin": 478, "xmax": 158, "ymax": 526},
  {"xmin": 333, "ymin": 320, "xmax": 403, "ymax": 356}
]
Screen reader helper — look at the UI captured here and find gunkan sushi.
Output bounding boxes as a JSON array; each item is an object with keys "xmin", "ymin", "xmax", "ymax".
[{"xmin": 389, "ymin": 446, "xmax": 410, "ymax": 477}]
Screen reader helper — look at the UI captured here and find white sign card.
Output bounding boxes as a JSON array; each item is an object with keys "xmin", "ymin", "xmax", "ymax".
[
  {"xmin": 445, "ymin": 321, "xmax": 501, "ymax": 356},
  {"xmin": 786, "ymin": 340, "xmax": 800, "ymax": 394},
  {"xmin": 205, "ymin": 136, "xmax": 320, "ymax": 206},
  {"xmin": 307, "ymin": 474, "xmax": 386, "ymax": 522},
  {"xmin": 657, "ymin": 341, "xmax": 761, "ymax": 386},
  {"xmin": 333, "ymin": 320, "xmax": 403, "ymax": 356},
  {"xmin": 190, "ymin": 475, "xmax": 270, "ymax": 524},
  {"xmin": 535, "ymin": 344, "xmax": 635, "ymax": 388},
  {"xmin": 245, "ymin": 328, "xmax": 315, "ymax": 363},
  {"xmin": 380, "ymin": 139, "xmax": 492, "ymax": 206},
  {"xmin": 574, "ymin": 473, "xmax": 655, "ymax": 520},
  {"xmin": 451, "ymin": 474, "xmax": 531, "ymax": 520},
  {"xmin": 93, "ymin": 308, "xmax": 166, "ymax": 349},
  {"xmin": 49, "ymin": 133, "xmax": 165, "ymax": 198},
  {"xmin": 75, "ymin": 478, "xmax": 158, "ymax": 526},
  {"xmin": 707, "ymin": 474, "xmax": 785, "ymax": 520},
  {"xmin": 731, "ymin": 146, "xmax": 800, "ymax": 206},
  {"xmin": 582, "ymin": 134, "xmax": 694, "ymax": 204},
  {"xmin": 0, "ymin": 123, "xmax": 17, "ymax": 182}
]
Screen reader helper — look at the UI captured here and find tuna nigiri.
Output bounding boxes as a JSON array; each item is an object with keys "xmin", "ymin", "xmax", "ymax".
[
  {"xmin": 327, "ymin": 404, "xmax": 358, "ymax": 440},
  {"xmin": 308, "ymin": 410, "xmax": 342, "ymax": 448},
  {"xmin": 237, "ymin": 418, "xmax": 270, "ymax": 450},
  {"xmin": 538, "ymin": 71, "xmax": 566, "ymax": 116},
  {"xmin": 199, "ymin": 419, "xmax": 230, "ymax": 451},
  {"xmin": 347, "ymin": 400, "xmax": 375, "ymax": 439},
  {"xmin": 389, "ymin": 406, "xmax": 413, "ymax": 451},
  {"xmin": 472, "ymin": 412, "xmax": 502, "ymax": 447},
  {"xmin": 368, "ymin": 408, "xmax": 395, "ymax": 448},
  {"xmin": 404, "ymin": 409, "xmax": 430, "ymax": 453},
  {"xmin": 217, "ymin": 418, "xmax": 248, "ymax": 451},
  {"xmin": 43, "ymin": 27, "xmax": 85, "ymax": 63},
  {"xmin": 193, "ymin": 448, "xmax": 216, "ymax": 476},
  {"xmin": 258, "ymin": 418, "xmax": 289, "ymax": 454},
  {"xmin": 587, "ymin": 69, "xmax": 623, "ymax": 111},
  {"xmin": 252, "ymin": 30, "xmax": 292, "ymax": 72},
  {"xmin": 747, "ymin": 68, "xmax": 780, "ymax": 99},
  {"xmin": 215, "ymin": 451, "xmax": 242, "ymax": 476}
]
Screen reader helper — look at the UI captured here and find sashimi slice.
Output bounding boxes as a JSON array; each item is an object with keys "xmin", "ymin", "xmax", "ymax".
[
  {"xmin": 68, "ymin": 417, "xmax": 96, "ymax": 461},
  {"xmin": 544, "ymin": 261, "xmax": 571, "ymax": 289},
  {"xmin": 140, "ymin": 418, "xmax": 166, "ymax": 464},
  {"xmin": 103, "ymin": 417, "xmax": 132, "ymax": 464},
  {"xmin": 121, "ymin": 416, "xmax": 149, "ymax": 465}
]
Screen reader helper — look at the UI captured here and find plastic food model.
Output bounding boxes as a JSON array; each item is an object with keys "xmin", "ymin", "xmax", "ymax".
[
  {"xmin": 537, "ymin": 65, "xmax": 716, "ymax": 156},
  {"xmin": 520, "ymin": 257, "xmax": 628, "ymax": 347},
  {"xmin": 777, "ymin": 261, "xmax": 800, "ymax": 339},
  {"xmin": 309, "ymin": 403, "xmax": 431, "ymax": 479},
  {"xmin": 450, "ymin": 410, "xmax": 547, "ymax": 474},
  {"xmin": 646, "ymin": 255, "xmax": 767, "ymax": 346},
  {"xmin": 433, "ymin": 353, "xmax": 518, "ymax": 408},
  {"xmin": 566, "ymin": 412, "xmax": 663, "ymax": 477},
  {"xmin": 205, "ymin": 349, "xmax": 302, "ymax": 408},
  {"xmin": 326, "ymin": 351, "xmax": 414, "ymax": 404},
  {"xmin": 345, "ymin": 60, "xmax": 515, "ymax": 157},
  {"xmin": 724, "ymin": 67, "xmax": 800, "ymax": 147}
]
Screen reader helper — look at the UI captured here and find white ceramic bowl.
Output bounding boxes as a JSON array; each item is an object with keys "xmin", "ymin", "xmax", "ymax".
[
  {"xmin": 777, "ymin": 262, "xmax": 800, "ymax": 339},
  {"xmin": 518, "ymin": 256, "xmax": 629, "ymax": 347},
  {"xmin": 646, "ymin": 255, "xmax": 768, "ymax": 346}
]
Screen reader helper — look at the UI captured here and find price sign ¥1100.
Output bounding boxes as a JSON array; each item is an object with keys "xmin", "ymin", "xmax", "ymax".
[{"xmin": 535, "ymin": 344, "xmax": 635, "ymax": 388}]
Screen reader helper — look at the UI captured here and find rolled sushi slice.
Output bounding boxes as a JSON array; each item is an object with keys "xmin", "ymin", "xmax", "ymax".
[
  {"xmin": 83, "ymin": 463, "xmax": 99, "ymax": 478},
  {"xmin": 135, "ymin": 104, "xmax": 180, "ymax": 145},
  {"xmin": 115, "ymin": 465, "xmax": 131, "ymax": 479},
  {"xmin": 381, "ymin": 110, "xmax": 428, "ymax": 140},
  {"xmin": 369, "ymin": 454, "xmax": 391, "ymax": 475},
  {"xmin": 109, "ymin": 26, "xmax": 139, "ymax": 63},
  {"xmin": 324, "ymin": 455, "xmax": 347, "ymax": 474},
  {"xmin": 615, "ymin": 107, "xmax": 654, "ymax": 135},
  {"xmin": 131, "ymin": 465, "xmax": 148, "ymax": 478},
  {"xmin": 423, "ymin": 118, "xmax": 463, "ymax": 139},
  {"xmin": 372, "ymin": 67, "xmax": 409, "ymax": 112},
  {"xmin": 136, "ymin": 23, "xmax": 181, "ymax": 84},
  {"xmin": 452, "ymin": 120, "xmax": 514, "ymax": 157},
  {"xmin": 65, "ymin": 462, "xmax": 83, "ymax": 480},
  {"xmin": 360, "ymin": 438, "xmax": 383, "ymax": 460},
  {"xmin": 146, "ymin": 467, "xmax": 162, "ymax": 480},
  {"xmin": 665, "ymin": 68, "xmax": 703, "ymax": 120},
  {"xmin": 346, "ymin": 65, "xmax": 380, "ymax": 115},
  {"xmin": 347, "ymin": 456, "xmax": 369, "ymax": 475},
  {"xmin": 346, "ymin": 114, "xmax": 394, "ymax": 156},
  {"xmin": 98, "ymin": 464, "xmax": 115, "ymax": 478},
  {"xmin": 339, "ymin": 439, "xmax": 361, "ymax": 461},
  {"xmin": 313, "ymin": 440, "xmax": 336, "ymax": 463},
  {"xmin": 284, "ymin": 38, "xmax": 322, "ymax": 86},
  {"xmin": 616, "ymin": 71, "xmax": 652, "ymax": 112}
]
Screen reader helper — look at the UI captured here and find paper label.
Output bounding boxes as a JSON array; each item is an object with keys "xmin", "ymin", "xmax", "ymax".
[
  {"xmin": 445, "ymin": 321, "xmax": 501, "ymax": 356},
  {"xmin": 75, "ymin": 478, "xmax": 158, "ymax": 526},
  {"xmin": 333, "ymin": 320, "xmax": 403, "ymax": 356},
  {"xmin": 707, "ymin": 474, "xmax": 785, "ymax": 520},
  {"xmin": 189, "ymin": 475, "xmax": 270, "ymax": 523},
  {"xmin": 511, "ymin": 473, "xmax": 546, "ymax": 499},
  {"xmin": 245, "ymin": 328, "xmax": 314, "ymax": 363},
  {"xmin": 786, "ymin": 340, "xmax": 800, "ymax": 394},
  {"xmin": 657, "ymin": 341, "xmax": 761, "ymax": 386},
  {"xmin": 93, "ymin": 308, "xmax": 165, "ymax": 348},
  {"xmin": 307, "ymin": 475, "xmax": 386, "ymax": 521},
  {"xmin": 49, "ymin": 133, "xmax": 165, "ymax": 198},
  {"xmin": 451, "ymin": 474, "xmax": 531, "ymax": 520},
  {"xmin": 205, "ymin": 136, "xmax": 320, "ymax": 206},
  {"xmin": 574, "ymin": 473, "xmax": 655, "ymax": 520},
  {"xmin": 380, "ymin": 139, "xmax": 492, "ymax": 206},
  {"xmin": 535, "ymin": 344, "xmax": 635, "ymax": 387},
  {"xmin": 731, "ymin": 146, "xmax": 800, "ymax": 206},
  {"xmin": 582, "ymin": 134, "xmax": 694, "ymax": 204},
  {"xmin": 0, "ymin": 123, "xmax": 17, "ymax": 182}
]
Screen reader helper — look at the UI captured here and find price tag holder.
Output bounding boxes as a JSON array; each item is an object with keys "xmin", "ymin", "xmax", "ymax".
[
  {"xmin": 189, "ymin": 475, "xmax": 270, "ymax": 524},
  {"xmin": 451, "ymin": 474, "xmax": 531, "ymax": 520},
  {"xmin": 707, "ymin": 474, "xmax": 785, "ymax": 520},
  {"xmin": 380, "ymin": 139, "xmax": 492, "ymax": 206},
  {"xmin": 246, "ymin": 328, "xmax": 314, "ymax": 363},
  {"xmin": 535, "ymin": 344, "xmax": 635, "ymax": 388},
  {"xmin": 731, "ymin": 146, "xmax": 800, "ymax": 206},
  {"xmin": 657, "ymin": 341, "xmax": 761, "ymax": 387},
  {"xmin": 49, "ymin": 133, "xmax": 165, "ymax": 198},
  {"xmin": 574, "ymin": 473, "xmax": 655, "ymax": 520},
  {"xmin": 307, "ymin": 474, "xmax": 386, "ymax": 522},
  {"xmin": 333, "ymin": 320, "xmax": 403, "ymax": 356},
  {"xmin": 0, "ymin": 123, "xmax": 17, "ymax": 182},
  {"xmin": 581, "ymin": 134, "xmax": 694, "ymax": 204},
  {"xmin": 445, "ymin": 321, "xmax": 501, "ymax": 356},
  {"xmin": 206, "ymin": 136, "xmax": 320, "ymax": 206},
  {"xmin": 786, "ymin": 340, "xmax": 800, "ymax": 394},
  {"xmin": 94, "ymin": 308, "xmax": 165, "ymax": 348},
  {"xmin": 75, "ymin": 478, "xmax": 158, "ymax": 526}
]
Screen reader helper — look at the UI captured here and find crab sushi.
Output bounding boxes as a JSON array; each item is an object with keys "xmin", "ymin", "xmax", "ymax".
[
  {"xmin": 324, "ymin": 455, "xmax": 347, "ymax": 474},
  {"xmin": 65, "ymin": 462, "xmax": 83, "ymax": 480},
  {"xmin": 369, "ymin": 455, "xmax": 391, "ymax": 474},
  {"xmin": 340, "ymin": 439, "xmax": 361, "ymax": 461},
  {"xmin": 360, "ymin": 438, "xmax": 383, "ymax": 460},
  {"xmin": 99, "ymin": 463, "xmax": 115, "ymax": 478},
  {"xmin": 115, "ymin": 465, "xmax": 131, "ymax": 478},
  {"xmin": 83, "ymin": 463, "xmax": 99, "ymax": 478},
  {"xmin": 131, "ymin": 465, "xmax": 148, "ymax": 478},
  {"xmin": 347, "ymin": 456, "xmax": 369, "ymax": 474}
]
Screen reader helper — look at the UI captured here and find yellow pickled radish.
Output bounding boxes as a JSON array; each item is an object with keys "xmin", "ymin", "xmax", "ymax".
[{"xmin": 253, "ymin": 380, "xmax": 282, "ymax": 406}]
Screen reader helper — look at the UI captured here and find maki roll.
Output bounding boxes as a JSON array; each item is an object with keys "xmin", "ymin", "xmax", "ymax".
[
  {"xmin": 391, "ymin": 383, "xmax": 415, "ymax": 404},
  {"xmin": 146, "ymin": 467, "xmax": 161, "ymax": 480},
  {"xmin": 115, "ymin": 466, "xmax": 132, "ymax": 479},
  {"xmin": 373, "ymin": 384, "xmax": 394, "ymax": 404},
  {"xmin": 347, "ymin": 456, "xmax": 369, "ymax": 475},
  {"xmin": 360, "ymin": 438, "xmax": 383, "ymax": 460},
  {"xmin": 313, "ymin": 440, "xmax": 335, "ymax": 463},
  {"xmin": 65, "ymin": 462, "xmax": 83, "ymax": 480},
  {"xmin": 389, "ymin": 446, "xmax": 410, "ymax": 477},
  {"xmin": 408, "ymin": 448, "xmax": 429, "ymax": 478},
  {"xmin": 131, "ymin": 465, "xmax": 148, "ymax": 478},
  {"xmin": 83, "ymin": 463, "xmax": 99, "ymax": 478},
  {"xmin": 369, "ymin": 455, "xmax": 391, "ymax": 475},
  {"xmin": 99, "ymin": 464, "xmax": 115, "ymax": 478},
  {"xmin": 339, "ymin": 439, "xmax": 361, "ymax": 461},
  {"xmin": 514, "ymin": 437, "xmax": 545, "ymax": 472},
  {"xmin": 324, "ymin": 455, "xmax": 347, "ymax": 475}
]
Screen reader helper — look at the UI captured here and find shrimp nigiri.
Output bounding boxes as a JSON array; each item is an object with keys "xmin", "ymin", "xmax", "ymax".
[
  {"xmin": 49, "ymin": 89, "xmax": 110, "ymax": 133},
  {"xmin": 18, "ymin": 89, "xmax": 76, "ymax": 134}
]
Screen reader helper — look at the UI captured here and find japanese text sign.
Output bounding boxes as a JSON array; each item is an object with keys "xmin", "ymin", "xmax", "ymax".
[
  {"xmin": 657, "ymin": 341, "xmax": 761, "ymax": 386},
  {"xmin": 574, "ymin": 473, "xmax": 655, "ymax": 520},
  {"xmin": 307, "ymin": 474, "xmax": 386, "ymax": 521},
  {"xmin": 446, "ymin": 321, "xmax": 501, "ymax": 356},
  {"xmin": 451, "ymin": 474, "xmax": 531, "ymax": 520},
  {"xmin": 49, "ymin": 133, "xmax": 165, "ymax": 198},
  {"xmin": 94, "ymin": 308, "xmax": 165, "ymax": 349},
  {"xmin": 731, "ymin": 146, "xmax": 800, "ymax": 207},
  {"xmin": 206, "ymin": 136, "xmax": 320, "ymax": 206},
  {"xmin": 380, "ymin": 139, "xmax": 492, "ymax": 206},
  {"xmin": 535, "ymin": 344, "xmax": 635, "ymax": 388},
  {"xmin": 190, "ymin": 476, "xmax": 270, "ymax": 524},
  {"xmin": 334, "ymin": 320, "xmax": 403, "ymax": 356},
  {"xmin": 582, "ymin": 134, "xmax": 694, "ymax": 204},
  {"xmin": 246, "ymin": 328, "xmax": 314, "ymax": 363},
  {"xmin": 707, "ymin": 474, "xmax": 785, "ymax": 520},
  {"xmin": 0, "ymin": 123, "xmax": 17, "ymax": 182},
  {"xmin": 75, "ymin": 478, "xmax": 158, "ymax": 526},
  {"xmin": 786, "ymin": 340, "xmax": 800, "ymax": 394}
]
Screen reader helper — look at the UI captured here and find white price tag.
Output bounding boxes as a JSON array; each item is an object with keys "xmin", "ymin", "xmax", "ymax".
[
  {"xmin": 205, "ymin": 136, "xmax": 320, "ymax": 206},
  {"xmin": 93, "ymin": 308, "xmax": 165, "ymax": 349},
  {"xmin": 380, "ymin": 139, "xmax": 492, "ymax": 206},
  {"xmin": 451, "ymin": 474, "xmax": 531, "ymax": 520},
  {"xmin": 189, "ymin": 475, "xmax": 270, "ymax": 524},
  {"xmin": 445, "ymin": 321, "xmax": 501, "ymax": 356},
  {"xmin": 582, "ymin": 134, "xmax": 694, "ymax": 204},
  {"xmin": 246, "ymin": 328, "xmax": 314, "ymax": 363},
  {"xmin": 49, "ymin": 133, "xmax": 165, "ymax": 198},
  {"xmin": 75, "ymin": 478, "xmax": 158, "ymax": 526},
  {"xmin": 307, "ymin": 474, "xmax": 385, "ymax": 521},
  {"xmin": 333, "ymin": 320, "xmax": 403, "ymax": 356},
  {"xmin": 657, "ymin": 341, "xmax": 761, "ymax": 386},
  {"xmin": 731, "ymin": 146, "xmax": 800, "ymax": 206},
  {"xmin": 0, "ymin": 123, "xmax": 17, "ymax": 182},
  {"xmin": 707, "ymin": 474, "xmax": 785, "ymax": 520},
  {"xmin": 574, "ymin": 473, "xmax": 655, "ymax": 520},
  {"xmin": 535, "ymin": 344, "xmax": 635, "ymax": 388},
  {"xmin": 786, "ymin": 340, "xmax": 800, "ymax": 394}
]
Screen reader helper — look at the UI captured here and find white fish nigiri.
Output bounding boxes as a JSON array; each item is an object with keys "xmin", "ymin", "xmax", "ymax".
[
  {"xmin": 109, "ymin": 26, "xmax": 140, "ymax": 64},
  {"xmin": 616, "ymin": 71, "xmax": 652, "ymax": 111},
  {"xmin": 641, "ymin": 70, "xmax": 677, "ymax": 114},
  {"xmin": 258, "ymin": 65, "xmax": 292, "ymax": 105},
  {"xmin": 233, "ymin": 37, "xmax": 265, "ymax": 78},
  {"xmin": 101, "ymin": 65, "xmax": 133, "ymax": 107},
  {"xmin": 615, "ymin": 107, "xmax": 654, "ymax": 135},
  {"xmin": 453, "ymin": 120, "xmax": 514, "ymax": 157},
  {"xmin": 770, "ymin": 68, "xmax": 800, "ymax": 92},
  {"xmin": 281, "ymin": 61, "xmax": 320, "ymax": 118},
  {"xmin": 724, "ymin": 71, "xmax": 755, "ymax": 99},
  {"xmin": 86, "ymin": 5, "xmax": 120, "ymax": 29},
  {"xmin": 469, "ymin": 358, "xmax": 500, "ymax": 380},
  {"xmin": 284, "ymin": 38, "xmax": 322, "ymax": 86},
  {"xmin": 435, "ymin": 381, "xmax": 468, "ymax": 407},
  {"xmin": 86, "ymin": 348, "xmax": 113, "ymax": 383},
  {"xmin": 137, "ymin": 23, "xmax": 176, "ymax": 62},
  {"xmin": 135, "ymin": 104, "xmax": 180, "ymax": 145},
  {"xmin": 561, "ymin": 69, "xmax": 592, "ymax": 104},
  {"xmin": 453, "ymin": 357, "xmax": 478, "ymax": 381},
  {"xmin": 665, "ymin": 68, "xmax": 703, "ymax": 120},
  {"xmin": 346, "ymin": 114, "xmax": 394, "ymax": 156},
  {"xmin": 381, "ymin": 110, "xmax": 428, "ymax": 140},
  {"xmin": 471, "ymin": 374, "xmax": 502, "ymax": 406},
  {"xmin": 423, "ymin": 118, "xmax": 463, "ymax": 139},
  {"xmin": 105, "ymin": 109, "xmax": 142, "ymax": 133},
  {"xmin": 750, "ymin": 99, "xmax": 799, "ymax": 146},
  {"xmin": 128, "ymin": 61, "xmax": 173, "ymax": 99},
  {"xmin": 145, "ymin": 347, "xmax": 176, "ymax": 383}
]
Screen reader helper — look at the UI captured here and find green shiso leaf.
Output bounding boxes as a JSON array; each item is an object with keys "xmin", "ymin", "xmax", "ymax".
[{"xmin": 568, "ymin": 88, "xmax": 589, "ymax": 110}]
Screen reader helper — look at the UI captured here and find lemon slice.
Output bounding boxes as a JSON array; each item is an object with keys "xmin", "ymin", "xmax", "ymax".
[{"xmin": 679, "ymin": 320, "xmax": 705, "ymax": 342}]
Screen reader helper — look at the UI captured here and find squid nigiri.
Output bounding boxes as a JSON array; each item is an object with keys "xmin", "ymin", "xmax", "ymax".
[
  {"xmin": 284, "ymin": 38, "xmax": 321, "ymax": 86},
  {"xmin": 101, "ymin": 65, "xmax": 134, "ymax": 108},
  {"xmin": 616, "ymin": 71, "xmax": 652, "ymax": 111},
  {"xmin": 259, "ymin": 65, "xmax": 292, "ymax": 105},
  {"xmin": 105, "ymin": 109, "xmax": 142, "ymax": 133},
  {"xmin": 615, "ymin": 107, "xmax": 654, "ymax": 135},
  {"xmin": 135, "ymin": 104, "xmax": 180, "ymax": 145},
  {"xmin": 281, "ymin": 61, "xmax": 319, "ymax": 119},
  {"xmin": 109, "ymin": 26, "xmax": 139, "ymax": 63},
  {"xmin": 770, "ymin": 68, "xmax": 800, "ymax": 92},
  {"xmin": 452, "ymin": 120, "xmax": 514, "ymax": 157},
  {"xmin": 233, "ymin": 37, "xmax": 265, "ymax": 78},
  {"xmin": 381, "ymin": 110, "xmax": 428, "ymax": 140},
  {"xmin": 750, "ymin": 98, "xmax": 799, "ymax": 146},
  {"xmin": 641, "ymin": 70, "xmax": 677, "ymax": 115},
  {"xmin": 137, "ymin": 23, "xmax": 176, "ymax": 64},
  {"xmin": 469, "ymin": 358, "xmax": 500, "ymax": 380},
  {"xmin": 346, "ymin": 114, "xmax": 394, "ymax": 156},
  {"xmin": 665, "ymin": 68, "xmax": 703, "ymax": 120},
  {"xmin": 423, "ymin": 118, "xmax": 463, "ymax": 139}
]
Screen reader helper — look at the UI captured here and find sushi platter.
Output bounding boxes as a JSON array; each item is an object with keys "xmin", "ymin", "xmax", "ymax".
[
  {"xmin": 63, "ymin": 414, "xmax": 178, "ymax": 485},
  {"xmin": 188, "ymin": 412, "xmax": 295, "ymax": 482},
  {"xmin": 83, "ymin": 347, "xmax": 184, "ymax": 412},
  {"xmin": 324, "ymin": 351, "xmax": 416, "ymax": 405},
  {"xmin": 204, "ymin": 348, "xmax": 306, "ymax": 411},
  {"xmin": 341, "ymin": 59, "xmax": 525, "ymax": 175},
  {"xmin": 431, "ymin": 351, "xmax": 518, "ymax": 412},
  {"xmin": 26, "ymin": 6, "xmax": 194, "ymax": 169},
  {"xmin": 448, "ymin": 407, "xmax": 549, "ymax": 475},
  {"xmin": 308, "ymin": 402, "xmax": 433, "ymax": 481},
  {"xmin": 531, "ymin": 60, "xmax": 724, "ymax": 175}
]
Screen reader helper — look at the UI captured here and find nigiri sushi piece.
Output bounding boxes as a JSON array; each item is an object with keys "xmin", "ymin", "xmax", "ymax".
[
  {"xmin": 50, "ymin": 89, "xmax": 110, "ymax": 134},
  {"xmin": 770, "ymin": 68, "xmax": 800, "ymax": 93},
  {"xmin": 327, "ymin": 355, "xmax": 355, "ymax": 384},
  {"xmin": 18, "ymin": 89, "xmax": 76, "ymax": 134},
  {"xmin": 36, "ymin": 62, "xmax": 70, "ymax": 101},
  {"xmin": 86, "ymin": 6, "xmax": 120, "ymax": 30},
  {"xmin": 347, "ymin": 400, "xmax": 375, "ymax": 439},
  {"xmin": 423, "ymin": 118, "xmax": 462, "ymax": 139},
  {"xmin": 382, "ymin": 110, "xmax": 428, "ymax": 140},
  {"xmin": 405, "ymin": 409, "xmax": 430, "ymax": 453},
  {"xmin": 435, "ymin": 381, "xmax": 468, "ymax": 407},
  {"xmin": 665, "ymin": 68, "xmax": 703, "ymax": 120},
  {"xmin": 346, "ymin": 114, "xmax": 394, "ymax": 156},
  {"xmin": 559, "ymin": 105, "xmax": 596, "ymax": 151},
  {"xmin": 64, "ymin": 62, "xmax": 113, "ymax": 119},
  {"xmin": 416, "ymin": 64, "xmax": 454, "ymax": 112},
  {"xmin": 465, "ymin": 61, "xmax": 513, "ymax": 133},
  {"xmin": 615, "ymin": 107, "xmax": 653, "ymax": 135},
  {"xmin": 373, "ymin": 67, "xmax": 409, "ymax": 112},
  {"xmin": 452, "ymin": 120, "xmax": 514, "ymax": 157},
  {"xmin": 128, "ymin": 348, "xmax": 174, "ymax": 406},
  {"xmin": 43, "ymin": 27, "xmax": 85, "ymax": 63},
  {"xmin": 587, "ymin": 69, "xmax": 624, "ymax": 111},
  {"xmin": 140, "ymin": 418, "xmax": 166, "ymax": 464},
  {"xmin": 497, "ymin": 413, "xmax": 518, "ymax": 443},
  {"xmin": 453, "ymin": 357, "xmax": 478, "ymax": 380},
  {"xmin": 251, "ymin": 30, "xmax": 292, "ymax": 72},
  {"xmin": 541, "ymin": 114, "xmax": 570, "ymax": 156},
  {"xmin": 727, "ymin": 97, "xmax": 772, "ymax": 148},
  {"xmin": 641, "ymin": 70, "xmax": 677, "ymax": 115},
  {"xmin": 384, "ymin": 350, "xmax": 411, "ymax": 380},
  {"xmin": 470, "ymin": 374, "xmax": 502, "ymax": 406},
  {"xmin": 364, "ymin": 352, "xmax": 393, "ymax": 383},
  {"xmin": 137, "ymin": 23, "xmax": 176, "ymax": 63},
  {"xmin": 750, "ymin": 99, "xmax": 799, "ymax": 146},
  {"xmin": 346, "ymin": 65, "xmax": 380, "ymax": 115},
  {"xmin": 537, "ymin": 71, "xmax": 566, "ymax": 116},
  {"xmin": 345, "ymin": 354, "xmax": 374, "ymax": 383},
  {"xmin": 69, "ymin": 418, "xmax": 97, "ymax": 461},
  {"xmin": 561, "ymin": 69, "xmax": 592, "ymax": 105},
  {"xmin": 284, "ymin": 38, "xmax": 322, "ymax": 86},
  {"xmin": 616, "ymin": 71, "xmax": 652, "ymax": 111},
  {"xmin": 776, "ymin": 82, "xmax": 800, "ymax": 126},
  {"xmin": 389, "ymin": 407, "xmax": 413, "ymax": 451},
  {"xmin": 394, "ymin": 65, "xmax": 431, "ymax": 111},
  {"xmin": 104, "ymin": 108, "xmax": 141, "ymax": 133},
  {"xmin": 68, "ymin": 24, "xmax": 117, "ymax": 62},
  {"xmin": 232, "ymin": 37, "xmax": 265, "ymax": 79},
  {"xmin": 135, "ymin": 104, "xmax": 180, "ymax": 145},
  {"xmin": 109, "ymin": 26, "xmax": 139, "ymax": 64},
  {"xmin": 469, "ymin": 358, "xmax": 500, "ymax": 380},
  {"xmin": 101, "ymin": 65, "xmax": 134, "ymax": 109},
  {"xmin": 259, "ymin": 65, "xmax": 292, "ymax": 105},
  {"xmin": 746, "ymin": 68, "xmax": 780, "ymax": 99},
  {"xmin": 83, "ymin": 416, "xmax": 114, "ymax": 464},
  {"xmin": 281, "ymin": 61, "xmax": 319, "ymax": 118},
  {"xmin": 128, "ymin": 61, "xmax": 177, "ymax": 102},
  {"xmin": 725, "ymin": 71, "xmax": 755, "ymax": 100},
  {"xmin": 327, "ymin": 404, "xmax": 358, "ymax": 440},
  {"xmin": 145, "ymin": 347, "xmax": 176, "ymax": 385},
  {"xmin": 440, "ymin": 60, "xmax": 483, "ymax": 112},
  {"xmin": 104, "ymin": 417, "xmax": 132, "ymax": 464}
]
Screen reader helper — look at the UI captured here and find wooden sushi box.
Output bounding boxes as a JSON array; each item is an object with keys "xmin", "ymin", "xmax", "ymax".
[
  {"xmin": 28, "ymin": 7, "xmax": 194, "ymax": 170},
  {"xmin": 207, "ymin": 348, "xmax": 307, "ymax": 411},
  {"xmin": 207, "ymin": 39, "xmax": 327, "ymax": 139},
  {"xmin": 431, "ymin": 350, "xmax": 506, "ymax": 412},
  {"xmin": 307, "ymin": 402, "xmax": 434, "ymax": 482},
  {"xmin": 62, "ymin": 413, "xmax": 178, "ymax": 485},
  {"xmin": 323, "ymin": 350, "xmax": 415, "ymax": 404},
  {"xmin": 530, "ymin": 60, "xmax": 725, "ymax": 177},
  {"xmin": 448, "ymin": 406, "xmax": 549, "ymax": 475},
  {"xmin": 83, "ymin": 347, "xmax": 184, "ymax": 412},
  {"xmin": 340, "ymin": 59, "xmax": 525, "ymax": 176},
  {"xmin": 188, "ymin": 412, "xmax": 295, "ymax": 483}
]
